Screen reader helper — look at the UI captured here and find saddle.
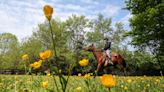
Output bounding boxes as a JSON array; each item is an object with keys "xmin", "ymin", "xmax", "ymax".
[{"xmin": 103, "ymin": 51, "xmax": 113, "ymax": 66}]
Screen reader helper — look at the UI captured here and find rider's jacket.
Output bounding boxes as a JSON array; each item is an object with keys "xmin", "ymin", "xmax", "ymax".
[{"xmin": 103, "ymin": 41, "xmax": 111, "ymax": 50}]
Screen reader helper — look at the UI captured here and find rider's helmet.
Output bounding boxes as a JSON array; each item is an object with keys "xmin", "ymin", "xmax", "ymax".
[{"xmin": 103, "ymin": 37, "xmax": 109, "ymax": 41}]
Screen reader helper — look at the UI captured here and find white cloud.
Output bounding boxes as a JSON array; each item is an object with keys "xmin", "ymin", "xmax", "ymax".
[
  {"xmin": 0, "ymin": 0, "xmax": 129, "ymax": 41},
  {"xmin": 80, "ymin": 0, "xmax": 98, "ymax": 5},
  {"xmin": 120, "ymin": 13, "xmax": 132, "ymax": 25},
  {"xmin": 0, "ymin": 10, "xmax": 33, "ymax": 40},
  {"xmin": 102, "ymin": 5, "xmax": 120, "ymax": 17},
  {"xmin": 0, "ymin": 0, "xmax": 45, "ymax": 41},
  {"xmin": 56, "ymin": 4, "xmax": 85, "ymax": 11}
]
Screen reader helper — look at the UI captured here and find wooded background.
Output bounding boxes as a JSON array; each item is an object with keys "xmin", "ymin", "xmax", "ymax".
[{"xmin": 0, "ymin": 0, "xmax": 163, "ymax": 76}]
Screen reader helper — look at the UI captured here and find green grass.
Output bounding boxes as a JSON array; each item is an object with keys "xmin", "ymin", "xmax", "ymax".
[{"xmin": 0, "ymin": 75, "xmax": 163, "ymax": 92}]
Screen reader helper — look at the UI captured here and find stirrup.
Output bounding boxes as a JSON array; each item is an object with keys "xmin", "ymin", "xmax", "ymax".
[
  {"xmin": 104, "ymin": 60, "xmax": 108, "ymax": 66},
  {"xmin": 108, "ymin": 59, "xmax": 113, "ymax": 65}
]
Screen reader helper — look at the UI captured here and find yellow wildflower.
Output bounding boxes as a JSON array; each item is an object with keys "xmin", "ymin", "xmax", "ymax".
[
  {"xmin": 84, "ymin": 73, "xmax": 91, "ymax": 79},
  {"xmin": 147, "ymin": 84, "xmax": 150, "ymax": 87},
  {"xmin": 124, "ymin": 86, "xmax": 128, "ymax": 90},
  {"xmin": 101, "ymin": 74, "xmax": 116, "ymax": 88},
  {"xmin": 156, "ymin": 79, "xmax": 160, "ymax": 83},
  {"xmin": 121, "ymin": 85, "xmax": 124, "ymax": 88},
  {"xmin": 0, "ymin": 83, "xmax": 3, "ymax": 88},
  {"xmin": 78, "ymin": 73, "xmax": 82, "ymax": 76},
  {"xmin": 30, "ymin": 60, "xmax": 42, "ymax": 69},
  {"xmin": 43, "ymin": 5, "xmax": 53, "ymax": 21},
  {"xmin": 100, "ymin": 76, "xmax": 102, "ymax": 79},
  {"xmin": 39, "ymin": 50, "xmax": 52, "ymax": 60},
  {"xmin": 79, "ymin": 59, "xmax": 89, "ymax": 66},
  {"xmin": 22, "ymin": 54, "xmax": 29, "ymax": 61},
  {"xmin": 47, "ymin": 73, "xmax": 50, "ymax": 76},
  {"xmin": 41, "ymin": 80, "xmax": 48, "ymax": 88},
  {"xmin": 127, "ymin": 79, "xmax": 132, "ymax": 83},
  {"xmin": 76, "ymin": 86, "xmax": 81, "ymax": 91}
]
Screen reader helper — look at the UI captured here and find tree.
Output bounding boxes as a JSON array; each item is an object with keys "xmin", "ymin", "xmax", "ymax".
[
  {"xmin": 86, "ymin": 14, "xmax": 113, "ymax": 48},
  {"xmin": 64, "ymin": 15, "xmax": 89, "ymax": 63},
  {"xmin": 32, "ymin": 19, "xmax": 72, "ymax": 62},
  {"xmin": 125, "ymin": 0, "xmax": 164, "ymax": 73},
  {"xmin": 112, "ymin": 22, "xmax": 126, "ymax": 50},
  {"xmin": 64, "ymin": 15, "xmax": 89, "ymax": 50},
  {"xmin": 0, "ymin": 33, "xmax": 20, "ymax": 69}
]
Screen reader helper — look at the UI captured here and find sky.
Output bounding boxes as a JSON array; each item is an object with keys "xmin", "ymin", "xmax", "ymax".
[{"xmin": 0, "ymin": 0, "xmax": 132, "ymax": 41}]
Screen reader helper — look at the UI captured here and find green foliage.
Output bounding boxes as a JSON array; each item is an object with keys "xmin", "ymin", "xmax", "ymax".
[
  {"xmin": 0, "ymin": 12, "xmax": 162, "ymax": 75},
  {"xmin": 0, "ymin": 33, "xmax": 21, "ymax": 69},
  {"xmin": 125, "ymin": 0, "xmax": 164, "ymax": 53},
  {"xmin": 125, "ymin": 0, "xmax": 164, "ymax": 72},
  {"xmin": 86, "ymin": 14, "xmax": 113, "ymax": 48},
  {"xmin": 64, "ymin": 15, "xmax": 90, "ymax": 66},
  {"xmin": 0, "ymin": 75, "xmax": 163, "ymax": 92}
]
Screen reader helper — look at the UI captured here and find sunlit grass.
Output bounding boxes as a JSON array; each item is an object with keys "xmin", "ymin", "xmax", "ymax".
[{"xmin": 0, "ymin": 75, "xmax": 163, "ymax": 92}]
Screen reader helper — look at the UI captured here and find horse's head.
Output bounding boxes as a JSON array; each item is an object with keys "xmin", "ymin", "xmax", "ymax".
[{"xmin": 83, "ymin": 43, "xmax": 96, "ymax": 52}]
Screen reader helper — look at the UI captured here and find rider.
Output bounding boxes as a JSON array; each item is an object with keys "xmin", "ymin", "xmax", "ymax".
[{"xmin": 103, "ymin": 37, "xmax": 113, "ymax": 65}]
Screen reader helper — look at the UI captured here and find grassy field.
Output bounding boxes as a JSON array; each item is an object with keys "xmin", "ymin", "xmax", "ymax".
[{"xmin": 0, "ymin": 75, "xmax": 163, "ymax": 92}]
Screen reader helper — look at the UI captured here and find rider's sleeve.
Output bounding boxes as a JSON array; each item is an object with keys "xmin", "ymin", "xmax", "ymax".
[{"xmin": 104, "ymin": 42, "xmax": 111, "ymax": 50}]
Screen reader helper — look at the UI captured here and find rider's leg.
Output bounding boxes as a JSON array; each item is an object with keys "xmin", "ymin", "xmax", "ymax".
[
  {"xmin": 102, "ymin": 52, "xmax": 108, "ymax": 66},
  {"xmin": 106, "ymin": 50, "xmax": 113, "ymax": 65},
  {"xmin": 103, "ymin": 52, "xmax": 108, "ymax": 66}
]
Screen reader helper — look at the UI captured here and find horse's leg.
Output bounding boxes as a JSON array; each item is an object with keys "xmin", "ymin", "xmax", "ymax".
[
  {"xmin": 103, "ymin": 67, "xmax": 107, "ymax": 74},
  {"xmin": 94, "ymin": 63, "xmax": 102, "ymax": 78},
  {"xmin": 120, "ymin": 65, "xmax": 126, "ymax": 76},
  {"xmin": 103, "ymin": 66, "xmax": 112, "ymax": 74}
]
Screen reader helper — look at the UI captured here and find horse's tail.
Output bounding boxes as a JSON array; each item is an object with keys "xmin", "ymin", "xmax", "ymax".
[
  {"xmin": 118, "ymin": 54, "xmax": 126, "ymax": 68},
  {"xmin": 122, "ymin": 59, "xmax": 126, "ymax": 68}
]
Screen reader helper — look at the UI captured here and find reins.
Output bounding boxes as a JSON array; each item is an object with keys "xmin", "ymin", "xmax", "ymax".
[{"xmin": 89, "ymin": 50, "xmax": 103, "ymax": 52}]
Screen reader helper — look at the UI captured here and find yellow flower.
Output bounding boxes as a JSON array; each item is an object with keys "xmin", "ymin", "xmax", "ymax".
[
  {"xmin": 47, "ymin": 73, "xmax": 51, "ymax": 76},
  {"xmin": 39, "ymin": 50, "xmax": 52, "ymax": 60},
  {"xmin": 78, "ymin": 73, "xmax": 82, "ymax": 76},
  {"xmin": 156, "ymin": 79, "xmax": 160, "ymax": 83},
  {"xmin": 41, "ymin": 81, "xmax": 48, "ymax": 88},
  {"xmin": 127, "ymin": 79, "xmax": 132, "ymax": 83},
  {"xmin": 79, "ymin": 59, "xmax": 89, "ymax": 66},
  {"xmin": 43, "ymin": 5, "xmax": 53, "ymax": 21},
  {"xmin": 22, "ymin": 54, "xmax": 29, "ymax": 61},
  {"xmin": 76, "ymin": 86, "xmax": 81, "ymax": 91},
  {"xmin": 30, "ymin": 60, "xmax": 42, "ymax": 69},
  {"xmin": 147, "ymin": 84, "xmax": 150, "ymax": 87},
  {"xmin": 84, "ymin": 73, "xmax": 91, "ymax": 79},
  {"xmin": 121, "ymin": 85, "xmax": 124, "ymax": 88},
  {"xmin": 124, "ymin": 86, "xmax": 128, "ymax": 90},
  {"xmin": 0, "ymin": 83, "xmax": 3, "ymax": 88},
  {"xmin": 101, "ymin": 74, "xmax": 116, "ymax": 88}
]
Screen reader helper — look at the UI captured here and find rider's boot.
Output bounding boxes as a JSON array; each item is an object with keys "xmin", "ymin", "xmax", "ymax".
[
  {"xmin": 108, "ymin": 58, "xmax": 113, "ymax": 65},
  {"xmin": 104, "ymin": 59, "xmax": 108, "ymax": 66}
]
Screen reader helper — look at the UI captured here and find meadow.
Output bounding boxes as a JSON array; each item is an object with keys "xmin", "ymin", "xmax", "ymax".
[
  {"xmin": 0, "ymin": 75, "xmax": 163, "ymax": 92},
  {"xmin": 0, "ymin": 2, "xmax": 164, "ymax": 92}
]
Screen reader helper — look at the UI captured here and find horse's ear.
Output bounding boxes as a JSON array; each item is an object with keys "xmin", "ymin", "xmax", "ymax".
[{"xmin": 91, "ymin": 43, "xmax": 94, "ymax": 46}]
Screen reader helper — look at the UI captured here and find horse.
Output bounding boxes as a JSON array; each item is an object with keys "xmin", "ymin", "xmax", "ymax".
[{"xmin": 84, "ymin": 44, "xmax": 126, "ymax": 77}]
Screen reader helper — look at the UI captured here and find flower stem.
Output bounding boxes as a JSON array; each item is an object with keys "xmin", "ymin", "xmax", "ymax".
[
  {"xmin": 48, "ymin": 20, "xmax": 57, "ymax": 60},
  {"xmin": 108, "ymin": 88, "xmax": 111, "ymax": 92},
  {"xmin": 48, "ymin": 20, "xmax": 60, "ymax": 92}
]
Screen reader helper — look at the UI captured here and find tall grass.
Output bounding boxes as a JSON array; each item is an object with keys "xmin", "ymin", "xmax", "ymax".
[{"xmin": 0, "ymin": 75, "xmax": 163, "ymax": 92}]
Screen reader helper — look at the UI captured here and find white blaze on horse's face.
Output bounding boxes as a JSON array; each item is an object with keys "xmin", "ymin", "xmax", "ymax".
[
  {"xmin": 84, "ymin": 44, "xmax": 90, "ymax": 50},
  {"xmin": 87, "ymin": 44, "xmax": 92, "ymax": 47},
  {"xmin": 85, "ymin": 43, "xmax": 95, "ymax": 51}
]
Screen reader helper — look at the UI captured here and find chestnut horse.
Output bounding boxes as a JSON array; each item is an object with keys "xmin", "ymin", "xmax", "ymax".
[{"xmin": 84, "ymin": 44, "xmax": 126, "ymax": 77}]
